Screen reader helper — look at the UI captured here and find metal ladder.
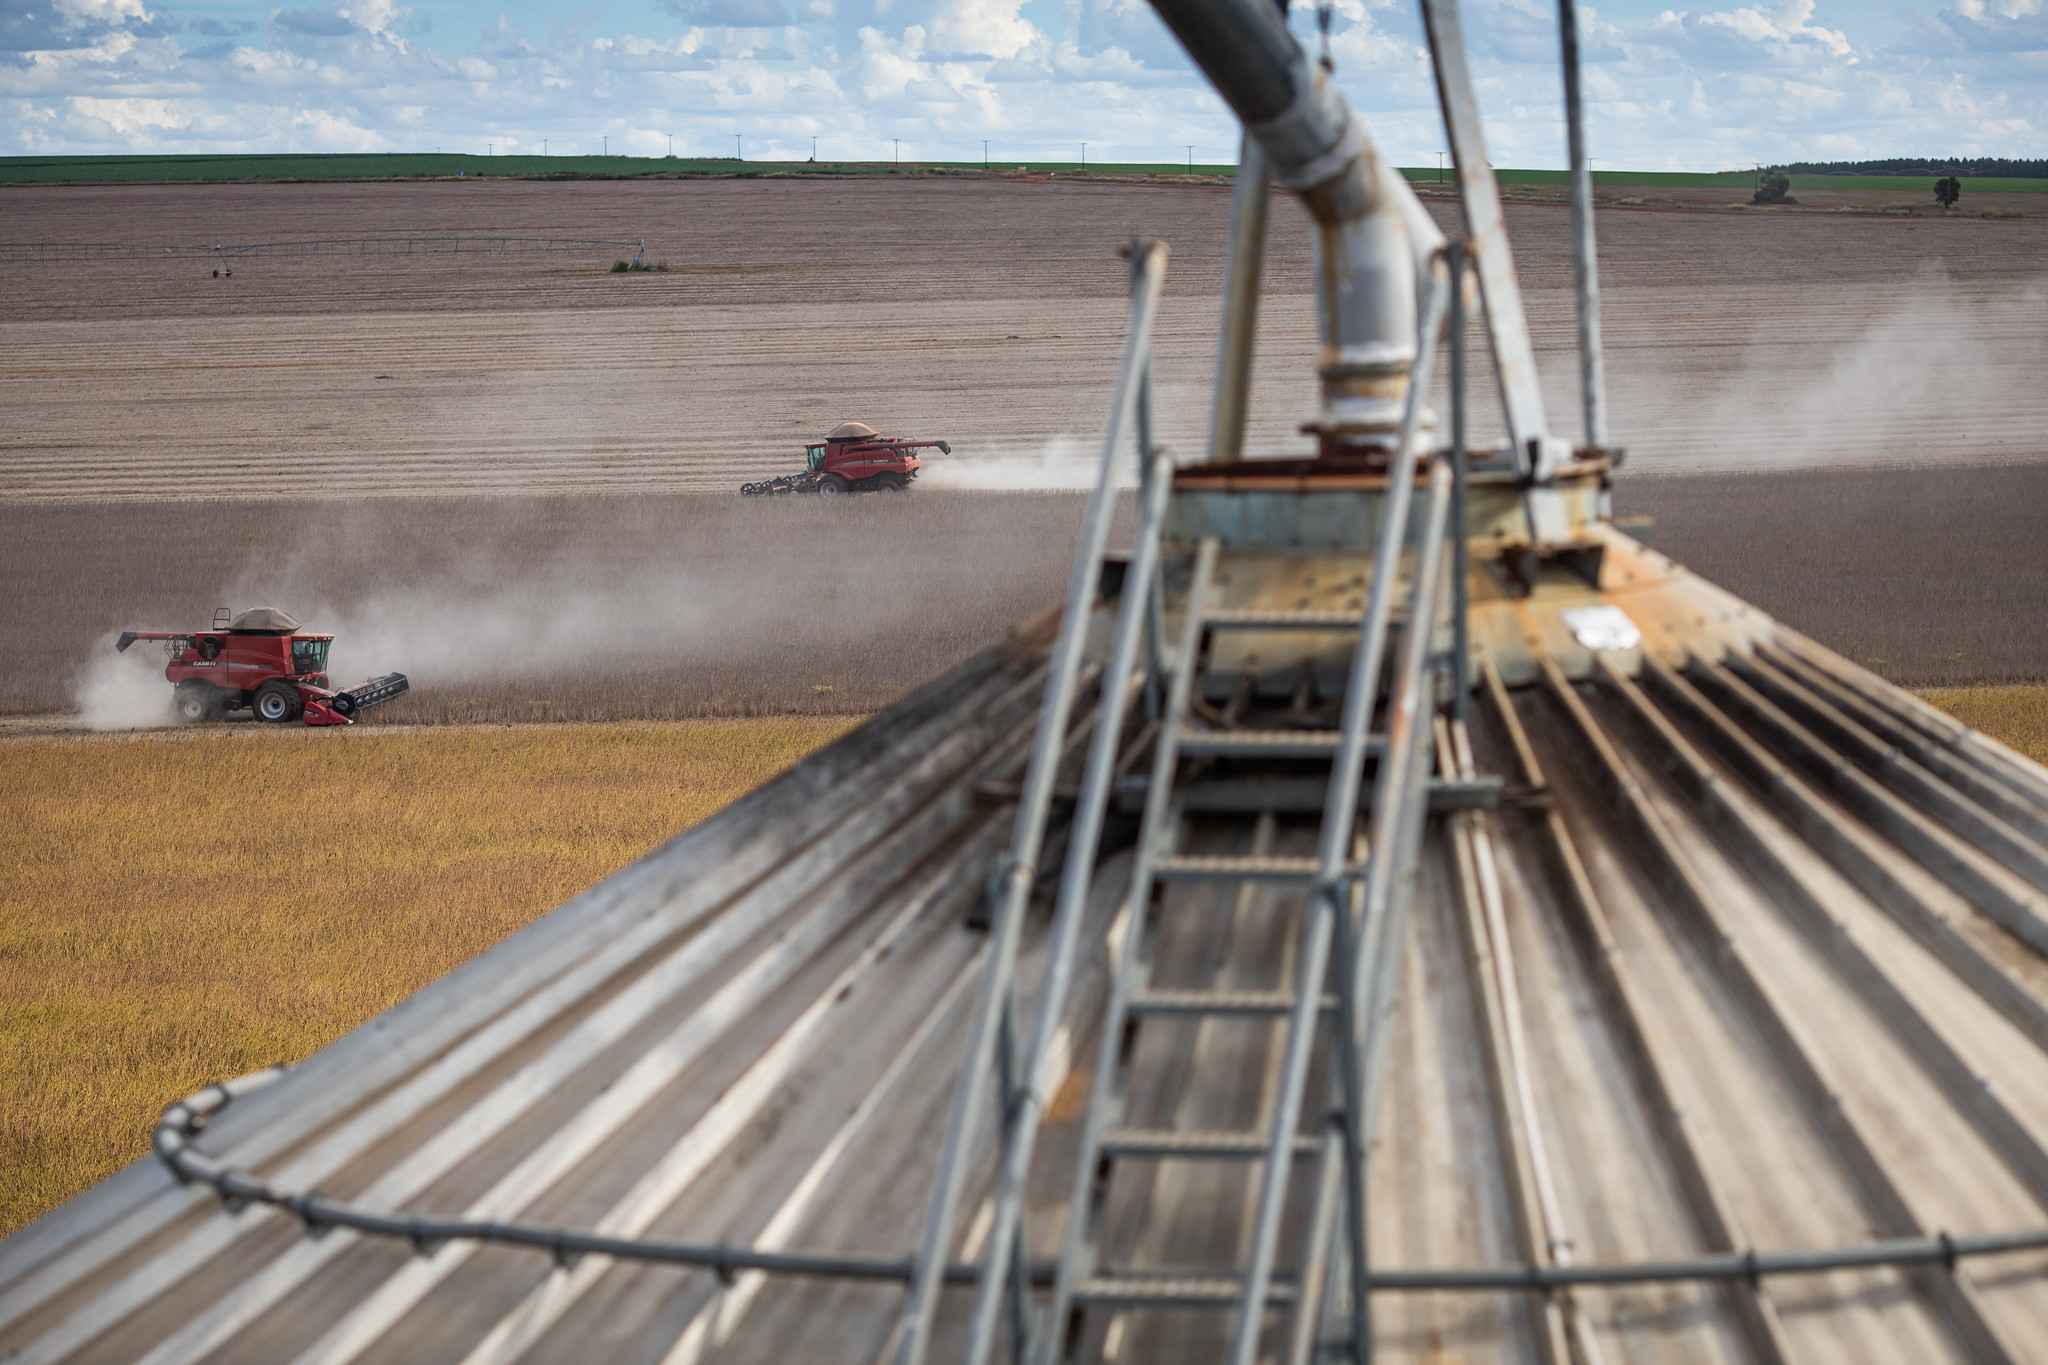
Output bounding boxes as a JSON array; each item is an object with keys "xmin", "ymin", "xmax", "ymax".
[
  {"xmin": 1038, "ymin": 276, "xmax": 1462, "ymax": 1364},
  {"xmin": 892, "ymin": 250, "xmax": 1463, "ymax": 1365}
]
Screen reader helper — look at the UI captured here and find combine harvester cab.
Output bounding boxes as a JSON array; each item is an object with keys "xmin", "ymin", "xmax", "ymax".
[
  {"xmin": 13, "ymin": 2, "xmax": 2048, "ymax": 1362},
  {"xmin": 114, "ymin": 606, "xmax": 409, "ymax": 726},
  {"xmin": 740, "ymin": 420, "xmax": 952, "ymax": 496}
]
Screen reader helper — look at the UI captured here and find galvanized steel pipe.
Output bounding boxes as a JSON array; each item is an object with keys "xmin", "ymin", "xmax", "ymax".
[{"xmin": 1150, "ymin": 0, "xmax": 1440, "ymax": 451}]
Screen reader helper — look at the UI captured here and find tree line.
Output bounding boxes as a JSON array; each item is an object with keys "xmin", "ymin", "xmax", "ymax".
[{"xmin": 1768, "ymin": 157, "xmax": 2048, "ymax": 179}]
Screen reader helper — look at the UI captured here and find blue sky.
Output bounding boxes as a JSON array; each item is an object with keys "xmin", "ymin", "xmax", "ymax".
[{"xmin": 2, "ymin": 1, "xmax": 2043, "ymax": 168}]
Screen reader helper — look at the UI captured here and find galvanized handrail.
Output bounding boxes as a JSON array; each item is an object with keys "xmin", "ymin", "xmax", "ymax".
[
  {"xmin": 149, "ymin": 1075, "xmax": 2048, "ymax": 1292},
  {"xmin": 892, "ymin": 238, "xmax": 1172, "ymax": 1365}
]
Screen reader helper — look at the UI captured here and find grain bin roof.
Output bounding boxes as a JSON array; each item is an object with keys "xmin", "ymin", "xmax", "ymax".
[{"xmin": 9, "ymin": 541, "xmax": 2048, "ymax": 1362}]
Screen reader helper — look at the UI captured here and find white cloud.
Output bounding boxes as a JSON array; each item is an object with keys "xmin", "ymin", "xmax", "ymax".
[{"xmin": 0, "ymin": 0, "xmax": 2039, "ymax": 171}]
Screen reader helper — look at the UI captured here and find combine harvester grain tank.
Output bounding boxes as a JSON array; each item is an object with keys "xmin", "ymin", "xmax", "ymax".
[{"xmin": 7, "ymin": 0, "xmax": 2048, "ymax": 1361}]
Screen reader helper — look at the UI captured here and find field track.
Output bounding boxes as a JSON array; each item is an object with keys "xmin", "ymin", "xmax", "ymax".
[{"xmin": 3, "ymin": 178, "xmax": 2046, "ymax": 500}]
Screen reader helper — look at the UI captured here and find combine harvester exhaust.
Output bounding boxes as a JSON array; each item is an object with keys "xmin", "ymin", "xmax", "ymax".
[{"xmin": 9, "ymin": 1, "xmax": 2048, "ymax": 1361}]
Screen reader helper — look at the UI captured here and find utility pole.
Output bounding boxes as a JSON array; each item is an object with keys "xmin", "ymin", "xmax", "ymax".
[
  {"xmin": 1186, "ymin": 144, "xmax": 1194, "ymax": 172},
  {"xmin": 893, "ymin": 137, "xmax": 900, "ymax": 166},
  {"xmin": 667, "ymin": 132, "xmax": 673, "ymax": 157},
  {"xmin": 488, "ymin": 142, "xmax": 493, "ymax": 157},
  {"xmin": 811, "ymin": 135, "xmax": 818, "ymax": 160},
  {"xmin": 543, "ymin": 138, "xmax": 548, "ymax": 157},
  {"xmin": 602, "ymin": 134, "xmax": 608, "ymax": 157},
  {"xmin": 1081, "ymin": 141, "xmax": 1087, "ymax": 168},
  {"xmin": 983, "ymin": 138, "xmax": 989, "ymax": 169},
  {"xmin": 736, "ymin": 134, "xmax": 742, "ymax": 160}
]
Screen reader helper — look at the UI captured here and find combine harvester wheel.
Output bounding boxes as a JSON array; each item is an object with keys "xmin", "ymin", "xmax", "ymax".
[{"xmin": 253, "ymin": 680, "xmax": 303, "ymax": 724}]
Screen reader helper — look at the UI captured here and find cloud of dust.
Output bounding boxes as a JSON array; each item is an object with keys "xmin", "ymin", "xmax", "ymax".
[
  {"xmin": 1615, "ymin": 264, "xmax": 2048, "ymax": 473},
  {"xmin": 76, "ymin": 646, "xmax": 187, "ymax": 730},
  {"xmin": 915, "ymin": 436, "xmax": 1137, "ymax": 491}
]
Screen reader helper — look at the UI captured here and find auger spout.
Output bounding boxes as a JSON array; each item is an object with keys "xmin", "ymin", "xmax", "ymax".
[{"xmin": 1150, "ymin": 0, "xmax": 1442, "ymax": 457}]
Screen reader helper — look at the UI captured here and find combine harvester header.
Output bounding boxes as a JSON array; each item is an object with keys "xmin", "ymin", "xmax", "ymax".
[{"xmin": 7, "ymin": 1, "xmax": 2048, "ymax": 1361}]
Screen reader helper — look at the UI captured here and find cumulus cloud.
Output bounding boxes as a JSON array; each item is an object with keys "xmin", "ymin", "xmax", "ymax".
[{"xmin": 0, "ymin": 0, "xmax": 2039, "ymax": 169}]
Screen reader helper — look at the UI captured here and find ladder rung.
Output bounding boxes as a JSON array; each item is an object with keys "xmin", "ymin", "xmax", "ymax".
[
  {"xmin": 1102, "ymin": 1128, "xmax": 1321, "ymax": 1160},
  {"xmin": 1116, "ymin": 775, "xmax": 1504, "ymax": 816},
  {"xmin": 1152, "ymin": 854, "xmax": 1362, "ymax": 884},
  {"xmin": 1206, "ymin": 609, "xmax": 1391, "ymax": 632},
  {"xmin": 1128, "ymin": 988, "xmax": 1335, "ymax": 1017},
  {"xmin": 1179, "ymin": 729, "xmax": 1384, "ymax": 759},
  {"xmin": 1077, "ymin": 1275, "xmax": 1299, "ymax": 1309}
]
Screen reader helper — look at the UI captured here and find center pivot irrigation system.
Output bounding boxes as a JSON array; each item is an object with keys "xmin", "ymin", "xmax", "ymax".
[{"xmin": 9, "ymin": 0, "xmax": 2048, "ymax": 1362}]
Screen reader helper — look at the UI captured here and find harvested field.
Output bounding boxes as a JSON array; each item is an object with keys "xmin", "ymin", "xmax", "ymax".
[
  {"xmin": 0, "ymin": 494, "xmax": 1103, "ymax": 721},
  {"xmin": 1620, "ymin": 463, "xmax": 2048, "ymax": 686},
  {"xmin": 0, "ymin": 716, "xmax": 855, "ymax": 1237},
  {"xmin": 2, "ymin": 178, "xmax": 2046, "ymax": 501},
  {"xmin": 2, "ymin": 462, "xmax": 2040, "ymax": 728}
]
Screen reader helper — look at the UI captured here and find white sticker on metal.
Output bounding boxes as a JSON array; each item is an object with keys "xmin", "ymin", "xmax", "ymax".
[{"xmin": 1562, "ymin": 605, "xmax": 1642, "ymax": 652}]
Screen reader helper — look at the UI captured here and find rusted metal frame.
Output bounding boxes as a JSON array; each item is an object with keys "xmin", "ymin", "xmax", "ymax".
[
  {"xmin": 1601, "ymin": 659, "xmax": 2048, "ymax": 1210},
  {"xmin": 961, "ymin": 451, "xmax": 1179, "ymax": 1365},
  {"xmin": 1556, "ymin": 0, "xmax": 1607, "ymax": 452},
  {"xmin": 1643, "ymin": 659, "xmax": 2048, "ymax": 1061},
  {"xmin": 1544, "ymin": 663, "xmax": 2023, "ymax": 1365},
  {"xmin": 1036, "ymin": 538, "xmax": 1220, "ymax": 1365},
  {"xmin": 1417, "ymin": 0, "xmax": 1558, "ymax": 483},
  {"xmin": 1761, "ymin": 643, "xmax": 2048, "ymax": 849},
  {"xmin": 896, "ymin": 240, "xmax": 1169, "ymax": 1365},
  {"xmin": 1505, "ymin": 662, "xmax": 1787, "ymax": 1363},
  {"xmin": 1696, "ymin": 662, "xmax": 2048, "ymax": 960},
  {"xmin": 1732, "ymin": 652, "xmax": 2048, "ymax": 896},
  {"xmin": 1779, "ymin": 632, "xmax": 2048, "ymax": 813},
  {"xmin": 0, "ymin": 646, "xmax": 1048, "ymax": 1323},
  {"xmin": 1211, "ymin": 134, "xmax": 1270, "ymax": 462},
  {"xmin": 1437, "ymin": 716, "xmax": 1591, "ymax": 1365}
]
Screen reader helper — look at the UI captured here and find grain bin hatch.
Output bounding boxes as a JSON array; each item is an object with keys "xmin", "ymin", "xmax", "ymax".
[{"xmin": 226, "ymin": 606, "xmax": 300, "ymax": 634}]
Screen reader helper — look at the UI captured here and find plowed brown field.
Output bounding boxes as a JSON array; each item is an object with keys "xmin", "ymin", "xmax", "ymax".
[
  {"xmin": 3, "ymin": 177, "xmax": 2045, "ymax": 500},
  {"xmin": 1, "ymin": 176, "xmax": 2044, "ymax": 706}
]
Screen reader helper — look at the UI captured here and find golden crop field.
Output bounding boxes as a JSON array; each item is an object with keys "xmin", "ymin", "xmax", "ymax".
[
  {"xmin": 5, "ymin": 688, "xmax": 2045, "ymax": 1236},
  {"xmin": 0, "ymin": 716, "xmax": 854, "ymax": 1237}
]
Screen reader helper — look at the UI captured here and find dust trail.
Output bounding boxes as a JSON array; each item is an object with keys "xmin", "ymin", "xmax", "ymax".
[
  {"xmin": 1610, "ymin": 265, "xmax": 2048, "ymax": 473},
  {"xmin": 916, "ymin": 436, "xmax": 1134, "ymax": 490},
  {"xmin": 76, "ymin": 648, "xmax": 184, "ymax": 729}
]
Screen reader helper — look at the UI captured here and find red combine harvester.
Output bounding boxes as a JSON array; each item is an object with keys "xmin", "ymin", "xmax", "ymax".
[
  {"xmin": 740, "ymin": 421, "xmax": 951, "ymax": 496},
  {"xmin": 114, "ymin": 607, "xmax": 410, "ymax": 727}
]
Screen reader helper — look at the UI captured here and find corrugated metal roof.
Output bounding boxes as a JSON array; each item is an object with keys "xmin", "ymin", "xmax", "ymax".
[{"xmin": 6, "ymin": 535, "xmax": 2048, "ymax": 1362}]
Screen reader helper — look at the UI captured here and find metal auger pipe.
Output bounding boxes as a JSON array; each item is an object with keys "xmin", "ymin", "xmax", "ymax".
[{"xmin": 1148, "ymin": 0, "xmax": 1437, "ymax": 452}]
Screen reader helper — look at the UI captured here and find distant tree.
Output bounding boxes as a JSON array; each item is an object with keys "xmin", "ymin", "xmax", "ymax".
[
  {"xmin": 1935, "ymin": 175, "xmax": 1962, "ymax": 208},
  {"xmin": 1752, "ymin": 169, "xmax": 1792, "ymax": 204}
]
